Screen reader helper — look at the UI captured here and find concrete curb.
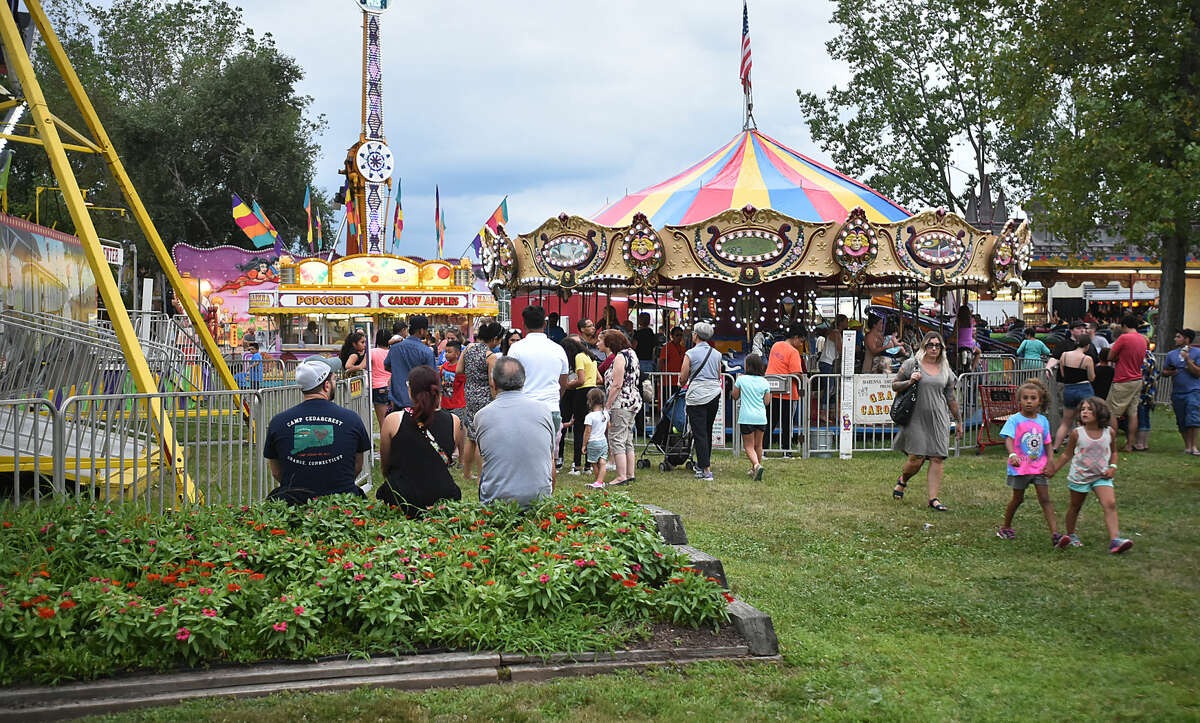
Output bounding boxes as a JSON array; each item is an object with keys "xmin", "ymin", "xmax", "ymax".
[{"xmin": 0, "ymin": 647, "xmax": 776, "ymax": 721}]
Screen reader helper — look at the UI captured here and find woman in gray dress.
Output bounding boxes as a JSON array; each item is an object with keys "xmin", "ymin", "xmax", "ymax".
[{"xmin": 891, "ymin": 331, "xmax": 963, "ymax": 511}]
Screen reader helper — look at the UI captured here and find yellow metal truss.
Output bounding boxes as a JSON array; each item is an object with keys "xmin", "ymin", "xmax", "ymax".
[{"xmin": 0, "ymin": 0, "xmax": 250, "ymax": 505}]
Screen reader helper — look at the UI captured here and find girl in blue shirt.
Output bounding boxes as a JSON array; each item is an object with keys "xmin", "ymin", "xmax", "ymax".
[{"xmin": 733, "ymin": 353, "xmax": 772, "ymax": 480}]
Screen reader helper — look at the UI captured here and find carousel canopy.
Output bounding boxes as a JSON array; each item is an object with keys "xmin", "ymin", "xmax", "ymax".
[{"xmin": 593, "ymin": 129, "xmax": 910, "ymax": 228}]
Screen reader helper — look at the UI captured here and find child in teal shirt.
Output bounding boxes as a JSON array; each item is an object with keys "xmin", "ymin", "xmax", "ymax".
[{"xmin": 733, "ymin": 354, "xmax": 771, "ymax": 480}]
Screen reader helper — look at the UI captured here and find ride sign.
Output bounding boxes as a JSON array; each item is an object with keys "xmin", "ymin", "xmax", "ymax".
[{"xmin": 852, "ymin": 375, "xmax": 895, "ymax": 424}]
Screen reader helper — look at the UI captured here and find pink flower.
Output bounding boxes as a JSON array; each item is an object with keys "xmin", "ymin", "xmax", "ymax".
[
  {"xmin": 293, "ymin": 606, "xmax": 305, "ymax": 615},
  {"xmin": 630, "ymin": 564, "xmax": 641, "ymax": 572},
  {"xmin": 280, "ymin": 595, "xmax": 288, "ymax": 602},
  {"xmin": 153, "ymin": 606, "xmax": 166, "ymax": 616},
  {"xmin": 198, "ymin": 587, "xmax": 213, "ymax": 595},
  {"xmin": 96, "ymin": 528, "xmax": 108, "ymax": 535},
  {"xmin": 176, "ymin": 627, "xmax": 190, "ymax": 640},
  {"xmin": 273, "ymin": 622, "xmax": 287, "ymax": 632},
  {"xmin": 391, "ymin": 573, "xmax": 405, "ymax": 580},
  {"xmin": 342, "ymin": 562, "xmax": 355, "ymax": 570},
  {"xmin": 538, "ymin": 574, "xmax": 550, "ymax": 583},
  {"xmin": 574, "ymin": 559, "xmax": 586, "ymax": 567},
  {"xmin": 363, "ymin": 561, "xmax": 374, "ymax": 569},
  {"xmin": 201, "ymin": 608, "xmax": 217, "ymax": 617},
  {"xmin": 353, "ymin": 573, "xmax": 365, "ymax": 581}
]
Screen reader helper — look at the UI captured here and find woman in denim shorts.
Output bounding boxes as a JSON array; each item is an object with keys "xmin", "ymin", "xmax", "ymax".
[{"xmin": 1052, "ymin": 335, "xmax": 1096, "ymax": 451}]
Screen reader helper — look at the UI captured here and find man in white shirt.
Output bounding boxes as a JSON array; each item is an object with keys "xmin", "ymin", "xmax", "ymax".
[{"xmin": 507, "ymin": 305, "xmax": 569, "ymax": 480}]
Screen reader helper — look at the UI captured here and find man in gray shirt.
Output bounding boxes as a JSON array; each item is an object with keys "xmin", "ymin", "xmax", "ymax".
[{"xmin": 474, "ymin": 357, "xmax": 554, "ymax": 507}]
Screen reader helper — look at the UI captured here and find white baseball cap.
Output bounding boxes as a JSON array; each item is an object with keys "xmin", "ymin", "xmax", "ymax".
[{"xmin": 295, "ymin": 356, "xmax": 342, "ymax": 391}]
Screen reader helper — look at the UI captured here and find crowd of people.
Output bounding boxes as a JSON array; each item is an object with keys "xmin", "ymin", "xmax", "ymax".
[{"xmin": 258, "ymin": 303, "xmax": 1198, "ymax": 553}]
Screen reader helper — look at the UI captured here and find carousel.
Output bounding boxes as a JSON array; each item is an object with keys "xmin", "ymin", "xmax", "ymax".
[{"xmin": 480, "ymin": 126, "xmax": 1033, "ymax": 349}]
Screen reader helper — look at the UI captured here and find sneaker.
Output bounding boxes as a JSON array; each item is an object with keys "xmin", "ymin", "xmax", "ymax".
[
  {"xmin": 1053, "ymin": 533, "xmax": 1071, "ymax": 549},
  {"xmin": 586, "ymin": 481, "xmax": 606, "ymax": 489},
  {"xmin": 556, "ymin": 458, "xmax": 564, "ymax": 470},
  {"xmin": 569, "ymin": 465, "xmax": 581, "ymax": 476},
  {"xmin": 1109, "ymin": 538, "xmax": 1133, "ymax": 554},
  {"xmin": 997, "ymin": 527, "xmax": 1016, "ymax": 540},
  {"xmin": 753, "ymin": 465, "xmax": 764, "ymax": 481},
  {"xmin": 1068, "ymin": 533, "xmax": 1083, "ymax": 547},
  {"xmin": 702, "ymin": 471, "xmax": 714, "ymax": 481},
  {"xmin": 695, "ymin": 469, "xmax": 706, "ymax": 480}
]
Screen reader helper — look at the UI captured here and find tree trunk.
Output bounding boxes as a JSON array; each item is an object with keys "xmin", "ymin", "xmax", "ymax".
[{"xmin": 1156, "ymin": 225, "xmax": 1190, "ymax": 349}]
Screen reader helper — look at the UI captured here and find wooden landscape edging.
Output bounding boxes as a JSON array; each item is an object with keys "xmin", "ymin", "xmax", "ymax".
[{"xmin": 0, "ymin": 504, "xmax": 779, "ymax": 721}]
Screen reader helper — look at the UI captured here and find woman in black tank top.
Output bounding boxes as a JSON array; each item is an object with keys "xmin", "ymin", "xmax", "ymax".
[
  {"xmin": 379, "ymin": 365, "xmax": 462, "ymax": 516},
  {"xmin": 1053, "ymin": 337, "xmax": 1096, "ymax": 450}
]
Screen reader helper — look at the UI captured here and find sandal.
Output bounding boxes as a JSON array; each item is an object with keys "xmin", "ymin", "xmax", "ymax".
[
  {"xmin": 892, "ymin": 477, "xmax": 907, "ymax": 500},
  {"xmin": 928, "ymin": 498, "xmax": 948, "ymax": 512}
]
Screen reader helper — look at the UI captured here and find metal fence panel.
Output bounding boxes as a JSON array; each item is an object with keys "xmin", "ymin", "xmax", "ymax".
[
  {"xmin": 55, "ymin": 389, "xmax": 261, "ymax": 513},
  {"xmin": 954, "ymin": 366, "xmax": 1054, "ymax": 456}
]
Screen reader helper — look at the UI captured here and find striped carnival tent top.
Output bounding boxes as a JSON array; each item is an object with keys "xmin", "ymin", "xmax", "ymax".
[{"xmin": 593, "ymin": 129, "xmax": 910, "ymax": 228}]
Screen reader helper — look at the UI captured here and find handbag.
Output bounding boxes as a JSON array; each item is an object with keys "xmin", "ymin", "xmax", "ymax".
[{"xmin": 890, "ymin": 364, "xmax": 920, "ymax": 426}]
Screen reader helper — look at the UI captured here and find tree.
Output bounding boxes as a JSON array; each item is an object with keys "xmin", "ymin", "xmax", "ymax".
[
  {"xmin": 7, "ymin": 0, "xmax": 332, "ymax": 274},
  {"xmin": 796, "ymin": 0, "xmax": 1025, "ymax": 214},
  {"xmin": 993, "ymin": 0, "xmax": 1199, "ymax": 344}
]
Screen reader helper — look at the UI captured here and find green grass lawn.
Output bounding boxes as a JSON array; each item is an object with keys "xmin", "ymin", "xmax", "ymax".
[{"xmin": 91, "ymin": 412, "xmax": 1200, "ymax": 721}]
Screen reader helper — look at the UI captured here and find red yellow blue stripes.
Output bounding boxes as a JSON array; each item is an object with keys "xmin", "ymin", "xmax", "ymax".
[{"xmin": 592, "ymin": 130, "xmax": 910, "ymax": 227}]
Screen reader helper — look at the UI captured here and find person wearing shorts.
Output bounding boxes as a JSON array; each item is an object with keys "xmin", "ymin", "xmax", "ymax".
[{"xmin": 1105, "ymin": 315, "xmax": 1148, "ymax": 451}]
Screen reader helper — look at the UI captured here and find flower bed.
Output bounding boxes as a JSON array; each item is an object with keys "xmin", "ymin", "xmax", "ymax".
[{"xmin": 0, "ymin": 492, "xmax": 731, "ymax": 684}]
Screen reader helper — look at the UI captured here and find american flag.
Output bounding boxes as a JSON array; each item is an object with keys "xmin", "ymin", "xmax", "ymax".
[{"xmin": 740, "ymin": 0, "xmax": 752, "ymax": 92}]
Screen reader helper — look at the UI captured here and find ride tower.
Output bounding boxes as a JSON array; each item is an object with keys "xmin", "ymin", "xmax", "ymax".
[{"xmin": 341, "ymin": 0, "xmax": 394, "ymax": 255}]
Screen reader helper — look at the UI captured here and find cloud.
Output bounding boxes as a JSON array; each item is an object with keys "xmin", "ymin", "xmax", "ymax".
[{"xmin": 231, "ymin": 1, "xmax": 848, "ymax": 258}]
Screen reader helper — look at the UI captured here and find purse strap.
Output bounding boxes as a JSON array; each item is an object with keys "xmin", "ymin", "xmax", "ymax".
[
  {"xmin": 688, "ymin": 346, "xmax": 715, "ymax": 385},
  {"xmin": 398, "ymin": 409, "xmax": 453, "ymax": 467}
]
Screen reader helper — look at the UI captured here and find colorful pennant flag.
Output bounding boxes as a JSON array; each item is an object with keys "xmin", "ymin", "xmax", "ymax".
[
  {"xmin": 472, "ymin": 225, "xmax": 487, "ymax": 258},
  {"xmin": 231, "ymin": 193, "xmax": 274, "ymax": 248},
  {"xmin": 485, "ymin": 197, "xmax": 508, "ymax": 233},
  {"xmin": 435, "ymin": 185, "xmax": 444, "ymax": 259},
  {"xmin": 251, "ymin": 201, "xmax": 279, "ymax": 239},
  {"xmin": 303, "ymin": 185, "xmax": 313, "ymax": 253},
  {"xmin": 345, "ymin": 191, "xmax": 360, "ymax": 253},
  {"xmin": 392, "ymin": 178, "xmax": 403, "ymax": 252},
  {"xmin": 315, "ymin": 207, "xmax": 323, "ymax": 251}
]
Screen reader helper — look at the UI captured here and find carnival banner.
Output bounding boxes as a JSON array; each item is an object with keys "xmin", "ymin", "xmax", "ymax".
[{"xmin": 852, "ymin": 374, "xmax": 895, "ymax": 424}]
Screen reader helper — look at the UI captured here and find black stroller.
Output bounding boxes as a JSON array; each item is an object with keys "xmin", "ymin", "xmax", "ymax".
[{"xmin": 637, "ymin": 387, "xmax": 694, "ymax": 472}]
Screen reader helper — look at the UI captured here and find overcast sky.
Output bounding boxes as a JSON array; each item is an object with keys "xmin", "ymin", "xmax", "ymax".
[{"xmin": 234, "ymin": 0, "xmax": 849, "ymax": 259}]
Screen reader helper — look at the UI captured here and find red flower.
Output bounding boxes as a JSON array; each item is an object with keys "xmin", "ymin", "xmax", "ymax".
[
  {"xmin": 37, "ymin": 606, "xmax": 55, "ymax": 618},
  {"xmin": 485, "ymin": 580, "xmax": 495, "ymax": 586},
  {"xmin": 611, "ymin": 573, "xmax": 623, "ymax": 581},
  {"xmin": 461, "ymin": 562, "xmax": 474, "ymax": 569},
  {"xmin": 722, "ymin": 593, "xmax": 735, "ymax": 603},
  {"xmin": 621, "ymin": 580, "xmax": 638, "ymax": 588},
  {"xmin": 227, "ymin": 583, "xmax": 241, "ymax": 592},
  {"xmin": 59, "ymin": 600, "xmax": 76, "ymax": 610},
  {"xmin": 554, "ymin": 512, "xmax": 567, "ymax": 520},
  {"xmin": 0, "ymin": 522, "xmax": 11, "ymax": 528}
]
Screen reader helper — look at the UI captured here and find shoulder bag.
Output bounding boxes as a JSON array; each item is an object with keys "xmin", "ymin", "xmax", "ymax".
[
  {"xmin": 399, "ymin": 408, "xmax": 454, "ymax": 466},
  {"xmin": 890, "ymin": 361, "xmax": 920, "ymax": 426}
]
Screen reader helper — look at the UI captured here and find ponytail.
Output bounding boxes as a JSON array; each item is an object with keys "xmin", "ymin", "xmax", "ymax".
[{"xmin": 407, "ymin": 365, "xmax": 441, "ymax": 425}]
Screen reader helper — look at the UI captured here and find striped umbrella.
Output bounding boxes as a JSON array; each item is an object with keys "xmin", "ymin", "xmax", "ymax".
[{"xmin": 593, "ymin": 129, "xmax": 910, "ymax": 227}]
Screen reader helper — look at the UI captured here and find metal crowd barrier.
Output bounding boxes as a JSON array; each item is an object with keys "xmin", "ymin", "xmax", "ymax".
[
  {"xmin": 954, "ymin": 366, "xmax": 1053, "ymax": 456},
  {"xmin": 0, "ymin": 376, "xmax": 377, "ymax": 512},
  {"xmin": 335, "ymin": 373, "xmax": 375, "ymax": 488}
]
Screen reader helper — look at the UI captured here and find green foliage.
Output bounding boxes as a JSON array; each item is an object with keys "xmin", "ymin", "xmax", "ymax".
[
  {"xmin": 796, "ymin": 0, "xmax": 1027, "ymax": 212},
  {"xmin": 0, "ymin": 492, "xmax": 730, "ymax": 684},
  {"xmin": 993, "ymin": 0, "xmax": 1200, "ymax": 341},
  {"xmin": 9, "ymin": 0, "xmax": 332, "ymax": 270},
  {"xmin": 76, "ymin": 416, "xmax": 1200, "ymax": 720}
]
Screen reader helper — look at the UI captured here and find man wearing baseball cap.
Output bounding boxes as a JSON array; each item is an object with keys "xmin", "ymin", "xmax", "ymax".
[{"xmin": 263, "ymin": 356, "xmax": 370, "ymax": 505}]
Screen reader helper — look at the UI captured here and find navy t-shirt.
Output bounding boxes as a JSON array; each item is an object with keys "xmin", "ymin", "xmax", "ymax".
[
  {"xmin": 385, "ymin": 336, "xmax": 436, "ymax": 407},
  {"xmin": 263, "ymin": 399, "xmax": 370, "ymax": 498}
]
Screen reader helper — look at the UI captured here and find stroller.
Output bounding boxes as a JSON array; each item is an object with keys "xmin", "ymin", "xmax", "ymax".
[{"xmin": 637, "ymin": 386, "xmax": 694, "ymax": 472}]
